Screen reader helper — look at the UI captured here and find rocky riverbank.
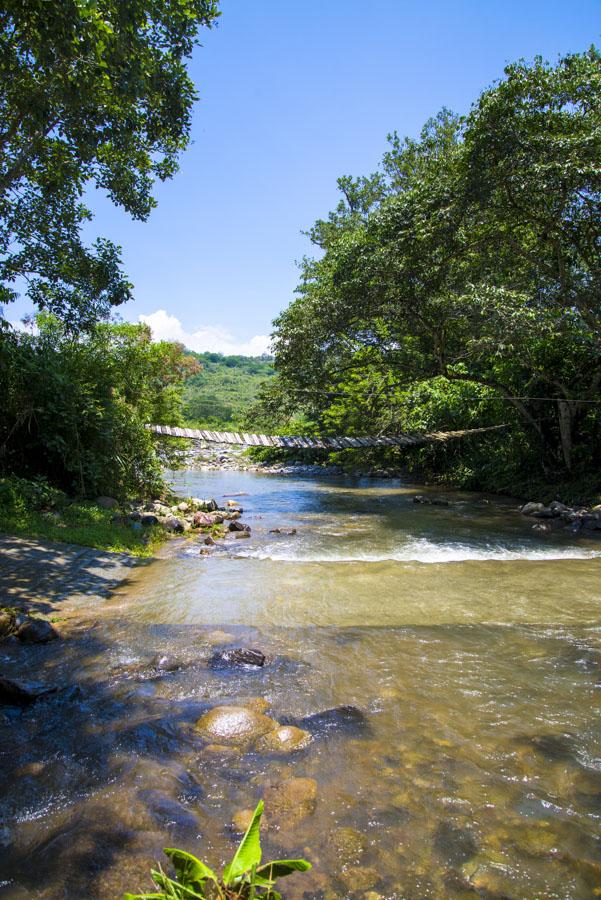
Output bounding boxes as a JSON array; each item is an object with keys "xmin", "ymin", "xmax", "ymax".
[{"xmin": 519, "ymin": 499, "xmax": 601, "ymax": 535}]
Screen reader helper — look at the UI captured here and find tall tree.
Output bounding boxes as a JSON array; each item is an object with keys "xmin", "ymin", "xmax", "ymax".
[{"xmin": 0, "ymin": 0, "xmax": 219, "ymax": 328}]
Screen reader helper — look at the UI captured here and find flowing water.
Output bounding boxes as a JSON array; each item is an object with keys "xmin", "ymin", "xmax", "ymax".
[{"xmin": 1, "ymin": 471, "xmax": 601, "ymax": 898}]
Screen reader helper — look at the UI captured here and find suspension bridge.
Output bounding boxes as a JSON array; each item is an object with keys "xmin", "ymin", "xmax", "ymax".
[{"xmin": 146, "ymin": 423, "xmax": 507, "ymax": 449}]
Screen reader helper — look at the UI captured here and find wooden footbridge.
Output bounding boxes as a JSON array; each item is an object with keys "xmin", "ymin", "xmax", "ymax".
[{"xmin": 146, "ymin": 423, "xmax": 506, "ymax": 449}]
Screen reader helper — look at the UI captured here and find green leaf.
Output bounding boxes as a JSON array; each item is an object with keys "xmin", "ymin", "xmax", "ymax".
[
  {"xmin": 256, "ymin": 859, "xmax": 312, "ymax": 879},
  {"xmin": 222, "ymin": 800, "xmax": 264, "ymax": 885},
  {"xmin": 163, "ymin": 847, "xmax": 217, "ymax": 886}
]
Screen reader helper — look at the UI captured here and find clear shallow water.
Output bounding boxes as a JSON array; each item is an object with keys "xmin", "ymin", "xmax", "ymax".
[{"xmin": 1, "ymin": 471, "xmax": 601, "ymax": 898}]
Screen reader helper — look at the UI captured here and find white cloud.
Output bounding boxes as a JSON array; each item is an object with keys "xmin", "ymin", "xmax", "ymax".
[{"xmin": 138, "ymin": 309, "xmax": 271, "ymax": 357}]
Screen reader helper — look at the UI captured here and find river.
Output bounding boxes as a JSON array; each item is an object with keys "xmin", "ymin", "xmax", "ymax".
[{"xmin": 1, "ymin": 470, "xmax": 601, "ymax": 898}]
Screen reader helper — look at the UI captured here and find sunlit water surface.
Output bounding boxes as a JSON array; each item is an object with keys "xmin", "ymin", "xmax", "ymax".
[{"xmin": 1, "ymin": 471, "xmax": 601, "ymax": 898}]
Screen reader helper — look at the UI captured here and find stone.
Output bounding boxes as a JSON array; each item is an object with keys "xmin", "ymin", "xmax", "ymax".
[
  {"xmin": 242, "ymin": 697, "xmax": 270, "ymax": 713},
  {"xmin": 16, "ymin": 618, "xmax": 59, "ymax": 644},
  {"xmin": 431, "ymin": 497, "xmax": 450, "ymax": 507},
  {"xmin": 232, "ymin": 808, "xmax": 268, "ymax": 832},
  {"xmin": 528, "ymin": 732, "xmax": 576, "ymax": 761},
  {"xmin": 332, "ymin": 827, "xmax": 367, "ymax": 859},
  {"xmin": 203, "ymin": 535, "xmax": 216, "ymax": 546},
  {"xmin": 298, "ymin": 705, "xmax": 370, "ymax": 738},
  {"xmin": 549, "ymin": 500, "xmax": 569, "ymax": 514},
  {"xmin": 532, "ymin": 507, "xmax": 554, "ymax": 519},
  {"xmin": 263, "ymin": 777, "xmax": 317, "ymax": 826},
  {"xmin": 193, "ymin": 511, "xmax": 224, "ymax": 527},
  {"xmin": 209, "ymin": 648, "xmax": 265, "ymax": 669},
  {"xmin": 226, "ymin": 500, "xmax": 240, "ymax": 508},
  {"xmin": 233, "ymin": 530, "xmax": 251, "ymax": 539},
  {"xmin": 228, "ymin": 521, "xmax": 251, "ymax": 532},
  {"xmin": 520, "ymin": 502, "xmax": 546, "ymax": 516},
  {"xmin": 413, "ymin": 495, "xmax": 429, "ymax": 504},
  {"xmin": 0, "ymin": 676, "xmax": 57, "ymax": 705},
  {"xmin": 205, "ymin": 630, "xmax": 236, "ymax": 644},
  {"xmin": 341, "ymin": 866, "xmax": 378, "ymax": 892},
  {"xmin": 195, "ymin": 705, "xmax": 278, "ymax": 745},
  {"xmin": 433, "ymin": 822, "xmax": 478, "ymax": 866},
  {"xmin": 532, "ymin": 522, "xmax": 552, "ymax": 533},
  {"xmin": 269, "ymin": 528, "xmax": 297, "ymax": 535},
  {"xmin": 158, "ymin": 515, "xmax": 187, "ymax": 533},
  {"xmin": 96, "ymin": 496, "xmax": 119, "ymax": 509},
  {"xmin": 256, "ymin": 725, "xmax": 312, "ymax": 753},
  {"xmin": 0, "ymin": 608, "xmax": 16, "ymax": 638},
  {"xmin": 177, "ymin": 502, "xmax": 189, "ymax": 512},
  {"xmin": 149, "ymin": 654, "xmax": 182, "ymax": 672},
  {"xmin": 140, "ymin": 513, "xmax": 159, "ymax": 527},
  {"xmin": 127, "ymin": 509, "xmax": 142, "ymax": 522}
]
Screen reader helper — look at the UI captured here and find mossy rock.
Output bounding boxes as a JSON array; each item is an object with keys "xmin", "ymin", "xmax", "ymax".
[{"xmin": 195, "ymin": 705, "xmax": 278, "ymax": 745}]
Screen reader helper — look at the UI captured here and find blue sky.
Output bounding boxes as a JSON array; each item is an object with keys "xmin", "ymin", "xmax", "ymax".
[{"xmin": 11, "ymin": 0, "xmax": 601, "ymax": 353}]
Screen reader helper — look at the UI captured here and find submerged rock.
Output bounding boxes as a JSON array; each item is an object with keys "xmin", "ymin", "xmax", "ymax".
[
  {"xmin": 0, "ymin": 676, "xmax": 57, "ymax": 705},
  {"xmin": 433, "ymin": 821, "xmax": 478, "ymax": 866},
  {"xmin": 269, "ymin": 528, "xmax": 297, "ymax": 535},
  {"xmin": 0, "ymin": 608, "xmax": 17, "ymax": 638},
  {"xmin": 263, "ymin": 776, "xmax": 317, "ymax": 826},
  {"xmin": 256, "ymin": 725, "xmax": 312, "ymax": 753},
  {"xmin": 149, "ymin": 654, "xmax": 183, "ymax": 673},
  {"xmin": 209, "ymin": 648, "xmax": 265, "ymax": 669},
  {"xmin": 296, "ymin": 705, "xmax": 370, "ymax": 738},
  {"xmin": 195, "ymin": 705, "xmax": 278, "ymax": 745},
  {"xmin": 16, "ymin": 618, "xmax": 59, "ymax": 644}
]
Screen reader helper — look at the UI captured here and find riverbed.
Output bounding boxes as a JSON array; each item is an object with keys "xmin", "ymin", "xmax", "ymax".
[{"xmin": 1, "ymin": 470, "xmax": 601, "ymax": 898}]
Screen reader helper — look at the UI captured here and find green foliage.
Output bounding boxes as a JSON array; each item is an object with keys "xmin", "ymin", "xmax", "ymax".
[
  {"xmin": 0, "ymin": 316, "xmax": 199, "ymax": 498},
  {"xmin": 0, "ymin": 475, "xmax": 160, "ymax": 555},
  {"xmin": 182, "ymin": 352, "xmax": 274, "ymax": 428},
  {"xmin": 124, "ymin": 801, "xmax": 311, "ymax": 899},
  {"xmin": 0, "ymin": 0, "xmax": 219, "ymax": 329},
  {"xmin": 249, "ymin": 49, "xmax": 601, "ymax": 490}
]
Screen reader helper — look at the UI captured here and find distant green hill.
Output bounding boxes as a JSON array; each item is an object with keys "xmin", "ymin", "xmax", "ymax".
[{"xmin": 182, "ymin": 351, "xmax": 274, "ymax": 428}]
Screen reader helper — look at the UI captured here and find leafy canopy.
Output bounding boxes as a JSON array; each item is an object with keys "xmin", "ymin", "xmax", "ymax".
[{"xmin": 0, "ymin": 0, "xmax": 219, "ymax": 328}]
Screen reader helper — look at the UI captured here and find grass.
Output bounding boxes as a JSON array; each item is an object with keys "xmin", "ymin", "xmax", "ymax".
[{"xmin": 0, "ymin": 499, "xmax": 163, "ymax": 556}]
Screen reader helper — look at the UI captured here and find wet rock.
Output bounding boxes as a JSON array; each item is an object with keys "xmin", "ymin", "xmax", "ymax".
[
  {"xmin": 549, "ymin": 500, "xmax": 570, "ymax": 515},
  {"xmin": 232, "ymin": 807, "xmax": 268, "ymax": 833},
  {"xmin": 141, "ymin": 513, "xmax": 159, "ymax": 527},
  {"xmin": 433, "ymin": 821, "xmax": 478, "ymax": 866},
  {"xmin": 193, "ymin": 511, "xmax": 224, "ymax": 527},
  {"xmin": 332, "ymin": 826, "xmax": 367, "ymax": 859},
  {"xmin": 532, "ymin": 522, "xmax": 552, "ymax": 533},
  {"xmin": 228, "ymin": 520, "xmax": 251, "ymax": 532},
  {"xmin": 159, "ymin": 515, "xmax": 188, "ymax": 533},
  {"xmin": 431, "ymin": 497, "xmax": 450, "ymax": 507},
  {"xmin": 297, "ymin": 705, "xmax": 370, "ymax": 738},
  {"xmin": 195, "ymin": 498, "xmax": 218, "ymax": 512},
  {"xmin": 520, "ymin": 502, "xmax": 546, "ymax": 516},
  {"xmin": 210, "ymin": 648, "xmax": 265, "ymax": 669},
  {"xmin": 256, "ymin": 725, "xmax": 312, "ymax": 753},
  {"xmin": 138, "ymin": 789, "xmax": 200, "ymax": 832},
  {"xmin": 0, "ymin": 676, "xmax": 57, "ymax": 705},
  {"xmin": 528, "ymin": 732, "xmax": 576, "ymax": 762},
  {"xmin": 202, "ymin": 535, "xmax": 216, "ymax": 546},
  {"xmin": 263, "ymin": 777, "xmax": 317, "ymax": 826},
  {"xmin": 0, "ymin": 608, "xmax": 16, "ymax": 638},
  {"xmin": 413, "ymin": 495, "xmax": 429, "ymax": 504},
  {"xmin": 532, "ymin": 507, "xmax": 554, "ymax": 519},
  {"xmin": 149, "ymin": 654, "xmax": 183, "ymax": 672},
  {"xmin": 96, "ymin": 496, "xmax": 119, "ymax": 509},
  {"xmin": 232, "ymin": 530, "xmax": 251, "ymax": 539},
  {"xmin": 341, "ymin": 865, "xmax": 379, "ymax": 892},
  {"xmin": 16, "ymin": 618, "xmax": 59, "ymax": 644},
  {"xmin": 269, "ymin": 528, "xmax": 297, "ymax": 535},
  {"xmin": 205, "ymin": 629, "xmax": 236, "ymax": 644},
  {"xmin": 195, "ymin": 705, "xmax": 278, "ymax": 745}
]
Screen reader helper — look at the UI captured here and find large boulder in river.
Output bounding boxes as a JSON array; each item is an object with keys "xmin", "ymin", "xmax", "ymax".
[
  {"xmin": 209, "ymin": 648, "xmax": 265, "ymax": 669},
  {"xmin": 195, "ymin": 705, "xmax": 278, "ymax": 745},
  {"xmin": 256, "ymin": 725, "xmax": 312, "ymax": 753},
  {"xmin": 193, "ymin": 511, "xmax": 224, "ymax": 527},
  {"xmin": 296, "ymin": 705, "xmax": 370, "ymax": 738},
  {"xmin": 228, "ymin": 521, "xmax": 251, "ymax": 533},
  {"xmin": 16, "ymin": 618, "xmax": 59, "ymax": 644},
  {"xmin": 520, "ymin": 502, "xmax": 546, "ymax": 516}
]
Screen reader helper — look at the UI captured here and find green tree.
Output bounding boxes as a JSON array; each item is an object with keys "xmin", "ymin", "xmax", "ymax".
[
  {"xmin": 256, "ymin": 49, "xmax": 601, "ymax": 486},
  {"xmin": 0, "ymin": 0, "xmax": 219, "ymax": 328},
  {"xmin": 0, "ymin": 316, "xmax": 200, "ymax": 496}
]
